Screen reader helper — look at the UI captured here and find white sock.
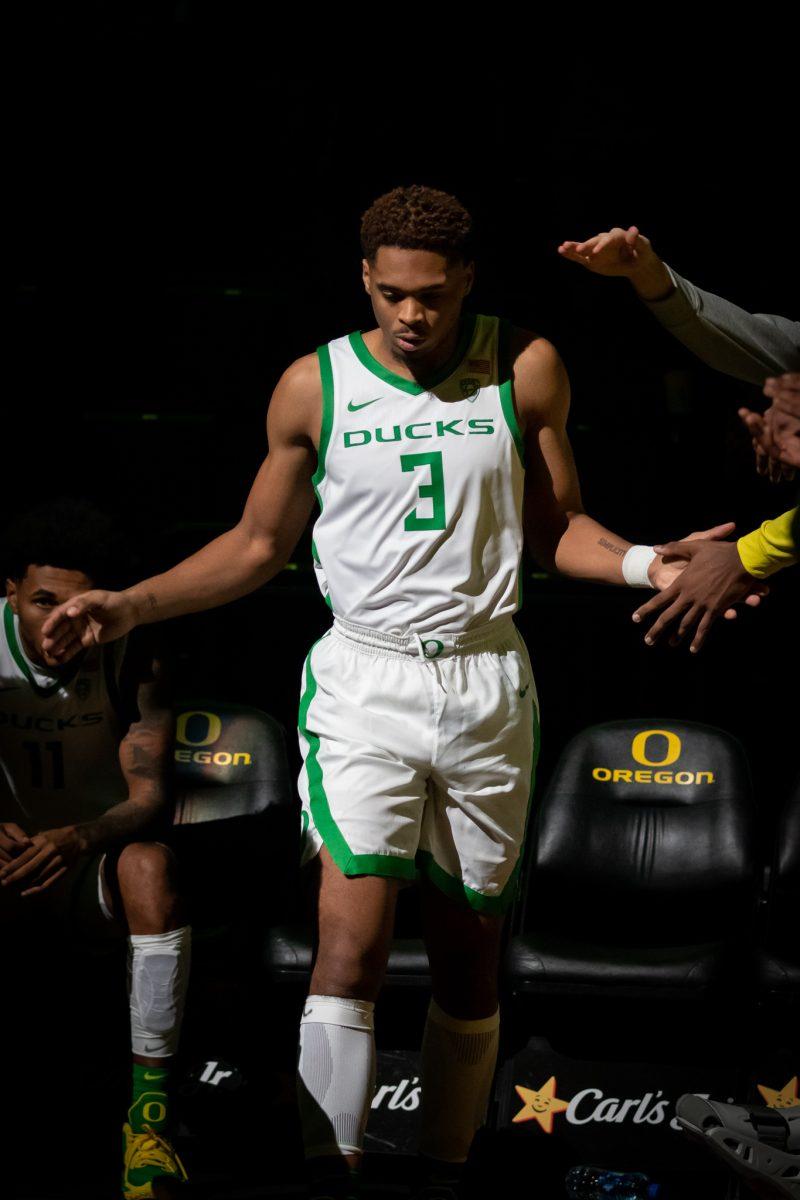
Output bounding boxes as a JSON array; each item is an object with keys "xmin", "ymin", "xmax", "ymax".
[
  {"xmin": 418, "ymin": 999, "xmax": 500, "ymax": 1163},
  {"xmin": 128, "ymin": 926, "xmax": 191, "ymax": 1058},
  {"xmin": 297, "ymin": 994, "xmax": 376, "ymax": 1158}
]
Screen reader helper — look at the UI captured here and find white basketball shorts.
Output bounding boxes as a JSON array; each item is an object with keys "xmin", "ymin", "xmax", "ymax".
[{"xmin": 297, "ymin": 615, "xmax": 540, "ymax": 915}]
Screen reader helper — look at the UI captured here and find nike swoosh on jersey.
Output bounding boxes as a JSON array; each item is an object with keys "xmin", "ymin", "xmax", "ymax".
[{"xmin": 347, "ymin": 397, "xmax": 381, "ymax": 412}]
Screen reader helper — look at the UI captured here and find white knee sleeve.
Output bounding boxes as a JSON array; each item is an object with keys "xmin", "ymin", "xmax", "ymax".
[
  {"xmin": 419, "ymin": 1000, "xmax": 500, "ymax": 1163},
  {"xmin": 128, "ymin": 926, "xmax": 191, "ymax": 1058},
  {"xmin": 297, "ymin": 994, "xmax": 376, "ymax": 1158}
]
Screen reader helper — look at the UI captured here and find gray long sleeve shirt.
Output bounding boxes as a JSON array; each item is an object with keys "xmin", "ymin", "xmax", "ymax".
[{"xmin": 643, "ymin": 266, "xmax": 800, "ymax": 384}]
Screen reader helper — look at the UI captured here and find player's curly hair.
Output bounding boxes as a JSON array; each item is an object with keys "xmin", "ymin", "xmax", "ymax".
[
  {"xmin": 3, "ymin": 497, "xmax": 125, "ymax": 587},
  {"xmin": 360, "ymin": 185, "xmax": 474, "ymax": 263}
]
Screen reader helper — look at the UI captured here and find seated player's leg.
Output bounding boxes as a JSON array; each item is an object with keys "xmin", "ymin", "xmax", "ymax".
[
  {"xmin": 108, "ymin": 842, "xmax": 191, "ymax": 1199},
  {"xmin": 416, "ymin": 882, "xmax": 504, "ymax": 1196},
  {"xmin": 297, "ymin": 846, "xmax": 401, "ymax": 1200}
]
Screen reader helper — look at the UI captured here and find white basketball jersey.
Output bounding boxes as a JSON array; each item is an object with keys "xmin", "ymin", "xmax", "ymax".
[
  {"xmin": 0, "ymin": 597, "xmax": 128, "ymax": 831},
  {"xmin": 311, "ymin": 313, "xmax": 525, "ymax": 635}
]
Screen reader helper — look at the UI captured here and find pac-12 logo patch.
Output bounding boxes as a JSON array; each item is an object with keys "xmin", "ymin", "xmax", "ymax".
[{"xmin": 460, "ymin": 377, "xmax": 481, "ymax": 401}]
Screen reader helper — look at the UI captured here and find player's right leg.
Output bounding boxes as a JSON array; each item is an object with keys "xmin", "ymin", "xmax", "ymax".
[
  {"xmin": 295, "ymin": 626, "xmax": 434, "ymax": 1197},
  {"xmin": 106, "ymin": 842, "xmax": 191, "ymax": 1199},
  {"xmin": 298, "ymin": 846, "xmax": 401, "ymax": 1200}
]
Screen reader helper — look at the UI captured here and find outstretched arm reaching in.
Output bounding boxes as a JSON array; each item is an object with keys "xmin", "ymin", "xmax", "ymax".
[
  {"xmin": 558, "ymin": 225, "xmax": 800, "ymax": 386},
  {"xmin": 508, "ymin": 328, "xmax": 763, "ymax": 627},
  {"xmin": 41, "ymin": 355, "xmax": 321, "ymax": 664}
]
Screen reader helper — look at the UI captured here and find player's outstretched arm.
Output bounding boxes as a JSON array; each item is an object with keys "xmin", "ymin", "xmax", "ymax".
[
  {"xmin": 513, "ymin": 331, "xmax": 739, "ymax": 588},
  {"xmin": 41, "ymin": 355, "xmax": 321, "ymax": 663}
]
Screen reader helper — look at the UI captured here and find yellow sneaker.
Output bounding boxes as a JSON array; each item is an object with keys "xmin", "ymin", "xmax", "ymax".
[{"xmin": 122, "ymin": 1122, "xmax": 188, "ymax": 1199}]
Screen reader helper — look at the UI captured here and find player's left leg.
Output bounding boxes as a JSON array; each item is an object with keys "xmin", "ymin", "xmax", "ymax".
[
  {"xmin": 109, "ymin": 842, "xmax": 191, "ymax": 1198},
  {"xmin": 412, "ymin": 625, "xmax": 538, "ymax": 1197},
  {"xmin": 415, "ymin": 881, "xmax": 504, "ymax": 1199}
]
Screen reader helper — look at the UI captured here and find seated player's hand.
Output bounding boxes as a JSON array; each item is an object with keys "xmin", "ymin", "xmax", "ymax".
[
  {"xmin": 0, "ymin": 822, "xmax": 32, "ymax": 867},
  {"xmin": 0, "ymin": 825, "xmax": 87, "ymax": 897},
  {"xmin": 633, "ymin": 538, "xmax": 768, "ymax": 654},
  {"xmin": 557, "ymin": 226, "xmax": 659, "ymax": 278},
  {"xmin": 40, "ymin": 589, "xmax": 138, "ymax": 665}
]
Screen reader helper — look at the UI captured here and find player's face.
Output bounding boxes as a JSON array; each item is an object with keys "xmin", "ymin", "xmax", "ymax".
[
  {"xmin": 5, "ymin": 565, "xmax": 94, "ymax": 667},
  {"xmin": 362, "ymin": 247, "xmax": 474, "ymax": 364}
]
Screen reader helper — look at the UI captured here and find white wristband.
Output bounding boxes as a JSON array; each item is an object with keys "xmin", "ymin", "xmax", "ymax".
[{"xmin": 622, "ymin": 544, "xmax": 657, "ymax": 588}]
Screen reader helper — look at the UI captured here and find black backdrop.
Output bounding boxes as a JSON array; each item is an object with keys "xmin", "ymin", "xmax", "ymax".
[{"xmin": 8, "ymin": 13, "xmax": 800, "ymax": 830}]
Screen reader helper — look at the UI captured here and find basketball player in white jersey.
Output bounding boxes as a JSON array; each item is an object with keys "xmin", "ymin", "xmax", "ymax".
[
  {"xmin": 0, "ymin": 500, "xmax": 191, "ymax": 1199},
  {"xmin": 39, "ymin": 189, "xmax": 755, "ymax": 1199}
]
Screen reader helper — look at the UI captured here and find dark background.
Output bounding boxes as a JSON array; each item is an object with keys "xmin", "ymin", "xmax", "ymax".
[
  {"xmin": 5, "ymin": 12, "xmax": 800, "ymax": 1198},
  {"xmin": 8, "ymin": 14, "xmax": 799, "ymax": 823}
]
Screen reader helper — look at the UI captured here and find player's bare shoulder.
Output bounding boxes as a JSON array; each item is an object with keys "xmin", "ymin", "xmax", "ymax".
[
  {"xmin": 267, "ymin": 351, "xmax": 323, "ymax": 450},
  {"xmin": 508, "ymin": 326, "xmax": 569, "ymax": 434}
]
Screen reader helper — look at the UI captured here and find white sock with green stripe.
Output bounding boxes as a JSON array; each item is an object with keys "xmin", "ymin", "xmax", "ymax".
[{"xmin": 418, "ymin": 999, "xmax": 500, "ymax": 1163}]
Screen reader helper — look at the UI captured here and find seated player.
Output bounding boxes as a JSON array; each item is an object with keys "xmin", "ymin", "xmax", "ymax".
[{"xmin": 0, "ymin": 499, "xmax": 191, "ymax": 1200}]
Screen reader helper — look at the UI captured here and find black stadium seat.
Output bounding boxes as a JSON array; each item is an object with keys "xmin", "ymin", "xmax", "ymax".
[
  {"xmin": 169, "ymin": 700, "xmax": 296, "ymax": 923},
  {"xmin": 757, "ymin": 775, "xmax": 800, "ymax": 1002},
  {"xmin": 506, "ymin": 718, "xmax": 758, "ymax": 1000},
  {"xmin": 172, "ymin": 700, "xmax": 293, "ymax": 824},
  {"xmin": 265, "ymin": 887, "xmax": 431, "ymax": 989}
]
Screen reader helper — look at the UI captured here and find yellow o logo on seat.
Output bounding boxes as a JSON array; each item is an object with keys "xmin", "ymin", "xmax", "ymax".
[
  {"xmin": 631, "ymin": 729, "xmax": 682, "ymax": 767},
  {"xmin": 176, "ymin": 710, "xmax": 222, "ymax": 748}
]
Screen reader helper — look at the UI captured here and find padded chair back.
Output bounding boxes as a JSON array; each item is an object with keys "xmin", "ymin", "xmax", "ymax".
[
  {"xmin": 172, "ymin": 700, "xmax": 292, "ymax": 823},
  {"xmin": 766, "ymin": 775, "xmax": 800, "ymax": 959},
  {"xmin": 170, "ymin": 700, "xmax": 296, "ymax": 923},
  {"xmin": 521, "ymin": 719, "xmax": 756, "ymax": 945}
]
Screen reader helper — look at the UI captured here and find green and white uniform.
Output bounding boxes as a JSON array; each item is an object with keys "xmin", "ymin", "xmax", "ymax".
[
  {"xmin": 0, "ymin": 597, "xmax": 128, "ymax": 924},
  {"xmin": 299, "ymin": 314, "xmax": 540, "ymax": 913}
]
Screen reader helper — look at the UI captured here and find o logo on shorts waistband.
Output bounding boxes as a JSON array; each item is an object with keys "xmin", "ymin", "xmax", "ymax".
[
  {"xmin": 631, "ymin": 729, "xmax": 682, "ymax": 767},
  {"xmin": 422, "ymin": 638, "xmax": 445, "ymax": 659}
]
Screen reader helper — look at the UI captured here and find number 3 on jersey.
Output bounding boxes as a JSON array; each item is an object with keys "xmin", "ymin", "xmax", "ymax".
[{"xmin": 401, "ymin": 451, "xmax": 446, "ymax": 531}]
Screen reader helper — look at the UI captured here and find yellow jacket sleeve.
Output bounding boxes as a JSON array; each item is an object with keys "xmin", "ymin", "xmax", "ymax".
[{"xmin": 737, "ymin": 508, "xmax": 799, "ymax": 578}]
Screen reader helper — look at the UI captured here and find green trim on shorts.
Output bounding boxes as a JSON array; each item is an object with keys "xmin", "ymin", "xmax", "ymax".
[
  {"xmin": 415, "ymin": 850, "xmax": 516, "ymax": 915},
  {"xmin": 342, "ymin": 853, "xmax": 416, "ymax": 880},
  {"xmin": 298, "ymin": 637, "xmax": 416, "ymax": 880},
  {"xmin": 416, "ymin": 697, "xmax": 541, "ymax": 916}
]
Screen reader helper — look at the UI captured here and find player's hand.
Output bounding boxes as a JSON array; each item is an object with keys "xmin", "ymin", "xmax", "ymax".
[
  {"xmin": 755, "ymin": 373, "xmax": 800, "ymax": 473},
  {"xmin": 763, "ymin": 372, "xmax": 800, "ymax": 420},
  {"xmin": 557, "ymin": 226, "xmax": 674, "ymax": 300},
  {"xmin": 0, "ymin": 822, "xmax": 32, "ymax": 866},
  {"xmin": 647, "ymin": 523, "xmax": 735, "ymax": 592},
  {"xmin": 634, "ymin": 538, "xmax": 767, "ymax": 654},
  {"xmin": 738, "ymin": 407, "xmax": 792, "ymax": 481},
  {"xmin": 40, "ymin": 589, "xmax": 139, "ymax": 665},
  {"xmin": 0, "ymin": 825, "xmax": 86, "ymax": 896}
]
